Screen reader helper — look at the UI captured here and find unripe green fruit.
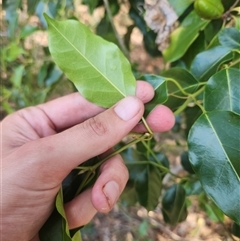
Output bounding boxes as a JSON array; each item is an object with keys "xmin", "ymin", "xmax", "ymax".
[{"xmin": 194, "ymin": 0, "xmax": 224, "ymax": 20}]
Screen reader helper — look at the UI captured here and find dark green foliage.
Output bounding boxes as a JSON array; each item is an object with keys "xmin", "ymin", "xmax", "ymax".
[{"xmin": 2, "ymin": 0, "xmax": 240, "ymax": 240}]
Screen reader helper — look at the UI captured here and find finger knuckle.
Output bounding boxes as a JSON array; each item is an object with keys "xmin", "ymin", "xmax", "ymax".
[{"xmin": 85, "ymin": 116, "xmax": 108, "ymax": 136}]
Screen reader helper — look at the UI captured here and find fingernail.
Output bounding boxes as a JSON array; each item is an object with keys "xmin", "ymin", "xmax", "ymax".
[
  {"xmin": 114, "ymin": 96, "xmax": 141, "ymax": 121},
  {"xmin": 103, "ymin": 181, "xmax": 120, "ymax": 209}
]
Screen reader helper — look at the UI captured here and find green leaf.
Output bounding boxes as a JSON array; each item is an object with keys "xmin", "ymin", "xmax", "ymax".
[
  {"xmin": 140, "ymin": 74, "xmax": 168, "ymax": 116},
  {"xmin": 180, "ymin": 151, "xmax": 195, "ymax": 174},
  {"xmin": 44, "ymin": 14, "xmax": 136, "ymax": 108},
  {"xmin": 161, "ymin": 184, "xmax": 188, "ymax": 225},
  {"xmin": 204, "ymin": 68, "xmax": 240, "ymax": 114},
  {"xmin": 5, "ymin": 42, "xmax": 25, "ymax": 62},
  {"xmin": 143, "ymin": 31, "xmax": 161, "ymax": 57},
  {"xmin": 163, "ymin": 11, "xmax": 209, "ymax": 62},
  {"xmin": 96, "ymin": 16, "xmax": 118, "ymax": 45},
  {"xmin": 182, "ymin": 31, "xmax": 205, "ymax": 68},
  {"xmin": 135, "ymin": 164, "xmax": 163, "ymax": 211},
  {"xmin": 232, "ymin": 222, "xmax": 240, "ymax": 238},
  {"xmin": 10, "ymin": 65, "xmax": 25, "ymax": 88},
  {"xmin": 121, "ymin": 182, "xmax": 138, "ymax": 206},
  {"xmin": 204, "ymin": 19, "xmax": 223, "ymax": 47},
  {"xmin": 39, "ymin": 188, "xmax": 73, "ymax": 241},
  {"xmin": 82, "ymin": 0, "xmax": 100, "ymax": 14},
  {"xmin": 204, "ymin": 202, "xmax": 225, "ymax": 222},
  {"xmin": 183, "ymin": 180, "xmax": 203, "ymax": 196},
  {"xmin": 168, "ymin": 0, "xmax": 194, "ymax": 16},
  {"xmin": 190, "ymin": 46, "xmax": 233, "ymax": 81},
  {"xmin": 122, "ymin": 148, "xmax": 163, "ymax": 211},
  {"xmin": 27, "ymin": 0, "xmax": 39, "ymax": 15},
  {"xmin": 188, "ymin": 111, "xmax": 240, "ymax": 224},
  {"xmin": 3, "ymin": 0, "xmax": 21, "ymax": 39},
  {"xmin": 162, "ymin": 68, "xmax": 199, "ymax": 111},
  {"xmin": 20, "ymin": 25, "xmax": 38, "ymax": 39},
  {"xmin": 219, "ymin": 28, "xmax": 240, "ymax": 50}
]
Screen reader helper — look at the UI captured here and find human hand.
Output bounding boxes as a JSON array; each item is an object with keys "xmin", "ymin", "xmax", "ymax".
[{"xmin": 1, "ymin": 81, "xmax": 175, "ymax": 241}]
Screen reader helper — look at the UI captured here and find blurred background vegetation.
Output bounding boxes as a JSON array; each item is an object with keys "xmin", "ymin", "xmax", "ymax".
[{"xmin": 1, "ymin": 0, "xmax": 240, "ymax": 241}]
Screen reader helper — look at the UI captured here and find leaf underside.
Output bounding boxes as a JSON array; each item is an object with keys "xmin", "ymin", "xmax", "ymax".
[{"xmin": 44, "ymin": 14, "xmax": 136, "ymax": 108}]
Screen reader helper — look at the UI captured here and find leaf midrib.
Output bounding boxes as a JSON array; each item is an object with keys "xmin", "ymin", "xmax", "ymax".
[{"xmin": 49, "ymin": 20, "xmax": 126, "ymax": 98}]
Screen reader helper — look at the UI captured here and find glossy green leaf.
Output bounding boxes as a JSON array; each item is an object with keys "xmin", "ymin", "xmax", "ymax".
[
  {"xmin": 163, "ymin": 11, "xmax": 209, "ymax": 62},
  {"xmin": 180, "ymin": 151, "xmax": 195, "ymax": 174},
  {"xmin": 45, "ymin": 14, "xmax": 136, "ymax": 108},
  {"xmin": 161, "ymin": 184, "xmax": 188, "ymax": 225},
  {"xmin": 143, "ymin": 31, "xmax": 161, "ymax": 57},
  {"xmin": 190, "ymin": 46, "xmax": 232, "ymax": 81},
  {"xmin": 182, "ymin": 30, "xmax": 205, "ymax": 68},
  {"xmin": 140, "ymin": 75, "xmax": 168, "ymax": 116},
  {"xmin": 188, "ymin": 111, "xmax": 240, "ymax": 224},
  {"xmin": 204, "ymin": 19, "xmax": 223, "ymax": 49},
  {"xmin": 39, "ymin": 188, "xmax": 73, "ymax": 241},
  {"xmin": 135, "ymin": 164, "xmax": 163, "ymax": 211},
  {"xmin": 204, "ymin": 68, "xmax": 240, "ymax": 114},
  {"xmin": 219, "ymin": 28, "xmax": 240, "ymax": 50},
  {"xmin": 183, "ymin": 180, "xmax": 203, "ymax": 196},
  {"xmin": 122, "ymin": 148, "xmax": 164, "ymax": 211},
  {"xmin": 162, "ymin": 68, "xmax": 199, "ymax": 111},
  {"xmin": 168, "ymin": 0, "xmax": 194, "ymax": 16},
  {"xmin": 121, "ymin": 183, "xmax": 138, "ymax": 206}
]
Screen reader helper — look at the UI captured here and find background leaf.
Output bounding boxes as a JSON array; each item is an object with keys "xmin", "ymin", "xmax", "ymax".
[
  {"xmin": 140, "ymin": 74, "xmax": 168, "ymax": 116},
  {"xmin": 190, "ymin": 46, "xmax": 232, "ymax": 81},
  {"xmin": 168, "ymin": 0, "xmax": 194, "ymax": 16},
  {"xmin": 163, "ymin": 11, "xmax": 209, "ymax": 62},
  {"xmin": 162, "ymin": 68, "xmax": 199, "ymax": 111},
  {"xmin": 204, "ymin": 68, "xmax": 240, "ymax": 114},
  {"xmin": 161, "ymin": 184, "xmax": 188, "ymax": 225},
  {"xmin": 219, "ymin": 28, "xmax": 240, "ymax": 50},
  {"xmin": 45, "ymin": 14, "xmax": 136, "ymax": 108},
  {"xmin": 188, "ymin": 111, "xmax": 240, "ymax": 224},
  {"xmin": 39, "ymin": 189, "xmax": 74, "ymax": 241}
]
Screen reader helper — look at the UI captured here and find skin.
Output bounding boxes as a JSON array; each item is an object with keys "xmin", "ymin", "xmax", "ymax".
[{"xmin": 1, "ymin": 81, "xmax": 175, "ymax": 241}]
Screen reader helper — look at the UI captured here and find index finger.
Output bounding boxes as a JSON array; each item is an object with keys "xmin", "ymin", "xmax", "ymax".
[{"xmin": 39, "ymin": 81, "xmax": 154, "ymax": 131}]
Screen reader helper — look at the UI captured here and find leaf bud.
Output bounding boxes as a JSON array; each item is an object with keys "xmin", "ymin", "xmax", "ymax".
[{"xmin": 194, "ymin": 0, "xmax": 224, "ymax": 20}]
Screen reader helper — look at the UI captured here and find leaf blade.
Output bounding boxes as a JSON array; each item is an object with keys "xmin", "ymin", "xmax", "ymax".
[
  {"xmin": 204, "ymin": 68, "xmax": 240, "ymax": 114},
  {"xmin": 190, "ymin": 46, "xmax": 232, "ymax": 81},
  {"xmin": 188, "ymin": 111, "xmax": 240, "ymax": 224},
  {"xmin": 44, "ymin": 14, "xmax": 136, "ymax": 108}
]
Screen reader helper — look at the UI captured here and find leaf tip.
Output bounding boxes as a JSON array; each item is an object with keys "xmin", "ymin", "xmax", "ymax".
[{"xmin": 43, "ymin": 13, "xmax": 52, "ymax": 26}]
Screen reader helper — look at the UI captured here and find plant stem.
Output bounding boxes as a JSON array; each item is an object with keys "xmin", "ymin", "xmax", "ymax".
[
  {"xmin": 141, "ymin": 116, "xmax": 153, "ymax": 135},
  {"xmin": 75, "ymin": 171, "xmax": 94, "ymax": 196},
  {"xmin": 92, "ymin": 133, "xmax": 151, "ymax": 169},
  {"xmin": 103, "ymin": 0, "xmax": 129, "ymax": 58},
  {"xmin": 226, "ymin": 57, "xmax": 240, "ymax": 68},
  {"xmin": 140, "ymin": 140, "xmax": 183, "ymax": 178},
  {"xmin": 167, "ymin": 78, "xmax": 193, "ymax": 96},
  {"xmin": 174, "ymin": 86, "xmax": 206, "ymax": 116}
]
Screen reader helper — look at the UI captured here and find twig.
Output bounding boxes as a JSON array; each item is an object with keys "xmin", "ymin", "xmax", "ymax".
[
  {"xmin": 222, "ymin": 0, "xmax": 240, "ymax": 19},
  {"xmin": 103, "ymin": 0, "xmax": 129, "ymax": 58}
]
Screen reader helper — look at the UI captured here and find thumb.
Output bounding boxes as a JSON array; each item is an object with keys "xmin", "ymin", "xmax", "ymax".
[{"xmin": 21, "ymin": 96, "xmax": 144, "ymax": 183}]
